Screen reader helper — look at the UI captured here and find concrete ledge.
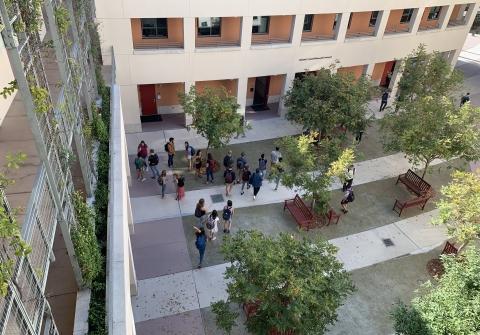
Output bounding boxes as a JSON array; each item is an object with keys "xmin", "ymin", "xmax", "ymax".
[{"xmin": 73, "ymin": 289, "xmax": 91, "ymax": 335}]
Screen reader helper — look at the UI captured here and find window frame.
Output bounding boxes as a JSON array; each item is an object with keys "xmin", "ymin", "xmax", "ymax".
[
  {"xmin": 400, "ymin": 8, "xmax": 414, "ymax": 24},
  {"xmin": 369, "ymin": 11, "xmax": 379, "ymax": 27},
  {"xmin": 333, "ymin": 13, "xmax": 341, "ymax": 30},
  {"xmin": 141, "ymin": 18, "xmax": 168, "ymax": 39},
  {"xmin": 252, "ymin": 16, "xmax": 270, "ymax": 34},
  {"xmin": 303, "ymin": 14, "xmax": 314, "ymax": 32},
  {"xmin": 197, "ymin": 17, "xmax": 222, "ymax": 37},
  {"xmin": 427, "ymin": 6, "xmax": 442, "ymax": 20},
  {"xmin": 347, "ymin": 13, "xmax": 352, "ymax": 29}
]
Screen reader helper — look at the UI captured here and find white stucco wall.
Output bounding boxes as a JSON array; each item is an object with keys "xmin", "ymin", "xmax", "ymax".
[{"xmin": 0, "ymin": 36, "xmax": 16, "ymax": 126}]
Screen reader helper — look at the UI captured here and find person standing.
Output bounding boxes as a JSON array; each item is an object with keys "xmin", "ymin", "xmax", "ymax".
[
  {"xmin": 270, "ymin": 147, "xmax": 282, "ymax": 168},
  {"xmin": 273, "ymin": 157, "xmax": 284, "ymax": 191},
  {"xmin": 223, "ymin": 150, "xmax": 234, "ymax": 170},
  {"xmin": 258, "ymin": 154, "xmax": 268, "ymax": 179},
  {"xmin": 194, "ymin": 150, "xmax": 203, "ymax": 178},
  {"xmin": 249, "ymin": 168, "xmax": 263, "ymax": 200},
  {"xmin": 379, "ymin": 90, "xmax": 389, "ymax": 112},
  {"xmin": 240, "ymin": 165, "xmax": 251, "ymax": 195},
  {"xmin": 460, "ymin": 92, "xmax": 470, "ymax": 106},
  {"xmin": 166, "ymin": 137, "xmax": 175, "ymax": 168},
  {"xmin": 235, "ymin": 115, "xmax": 246, "ymax": 138},
  {"xmin": 194, "ymin": 198, "xmax": 208, "ymax": 225},
  {"xmin": 342, "ymin": 165, "xmax": 355, "ymax": 192},
  {"xmin": 224, "ymin": 165, "xmax": 236, "ymax": 196},
  {"xmin": 205, "ymin": 153, "xmax": 215, "ymax": 184},
  {"xmin": 222, "ymin": 200, "xmax": 234, "ymax": 233},
  {"xmin": 236, "ymin": 152, "xmax": 247, "ymax": 183},
  {"xmin": 174, "ymin": 173, "xmax": 185, "ymax": 201},
  {"xmin": 206, "ymin": 210, "xmax": 219, "ymax": 241},
  {"xmin": 340, "ymin": 187, "xmax": 355, "ymax": 214},
  {"xmin": 185, "ymin": 141, "xmax": 195, "ymax": 170},
  {"xmin": 193, "ymin": 226, "xmax": 207, "ymax": 268},
  {"xmin": 157, "ymin": 170, "xmax": 167, "ymax": 198},
  {"xmin": 148, "ymin": 149, "xmax": 160, "ymax": 179},
  {"xmin": 137, "ymin": 140, "xmax": 149, "ymax": 159},
  {"xmin": 134, "ymin": 154, "xmax": 147, "ymax": 182}
]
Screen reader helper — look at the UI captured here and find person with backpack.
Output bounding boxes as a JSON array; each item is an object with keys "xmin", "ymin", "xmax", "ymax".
[
  {"xmin": 340, "ymin": 186, "xmax": 355, "ymax": 214},
  {"xmin": 194, "ymin": 198, "xmax": 208, "ymax": 225},
  {"xmin": 258, "ymin": 153, "xmax": 268, "ymax": 179},
  {"xmin": 174, "ymin": 173, "xmax": 185, "ymax": 201},
  {"xmin": 379, "ymin": 90, "xmax": 389, "ymax": 112},
  {"xmin": 184, "ymin": 141, "xmax": 195, "ymax": 171},
  {"xmin": 137, "ymin": 140, "xmax": 149, "ymax": 159},
  {"xmin": 273, "ymin": 157, "xmax": 284, "ymax": 191},
  {"xmin": 240, "ymin": 165, "xmax": 251, "ymax": 195},
  {"xmin": 206, "ymin": 210, "xmax": 219, "ymax": 241},
  {"xmin": 342, "ymin": 165, "xmax": 356, "ymax": 192},
  {"xmin": 460, "ymin": 92, "xmax": 470, "ymax": 106},
  {"xmin": 194, "ymin": 150, "xmax": 203, "ymax": 178},
  {"xmin": 224, "ymin": 165, "xmax": 236, "ymax": 196},
  {"xmin": 222, "ymin": 200, "xmax": 234, "ymax": 233},
  {"xmin": 271, "ymin": 147, "xmax": 282, "ymax": 168},
  {"xmin": 193, "ymin": 226, "xmax": 207, "ymax": 268},
  {"xmin": 205, "ymin": 153, "xmax": 216, "ymax": 184},
  {"xmin": 157, "ymin": 170, "xmax": 167, "ymax": 198},
  {"xmin": 236, "ymin": 152, "xmax": 247, "ymax": 183},
  {"xmin": 249, "ymin": 168, "xmax": 263, "ymax": 200},
  {"xmin": 148, "ymin": 149, "xmax": 160, "ymax": 179},
  {"xmin": 165, "ymin": 138, "xmax": 175, "ymax": 168},
  {"xmin": 223, "ymin": 150, "xmax": 233, "ymax": 170},
  {"xmin": 134, "ymin": 153, "xmax": 147, "ymax": 182}
]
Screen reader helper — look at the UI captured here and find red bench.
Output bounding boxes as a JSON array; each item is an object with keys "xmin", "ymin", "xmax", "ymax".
[
  {"xmin": 325, "ymin": 208, "xmax": 340, "ymax": 226},
  {"xmin": 441, "ymin": 241, "xmax": 458, "ymax": 255},
  {"xmin": 396, "ymin": 169, "xmax": 431, "ymax": 196},
  {"xmin": 392, "ymin": 196, "xmax": 431, "ymax": 216},
  {"xmin": 284, "ymin": 195, "xmax": 318, "ymax": 230}
]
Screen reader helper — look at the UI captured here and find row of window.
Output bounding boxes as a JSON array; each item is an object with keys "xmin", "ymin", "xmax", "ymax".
[{"xmin": 141, "ymin": 6, "xmax": 468, "ymax": 38}]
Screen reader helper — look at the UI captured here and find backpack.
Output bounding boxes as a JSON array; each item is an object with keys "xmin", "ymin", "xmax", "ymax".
[
  {"xmin": 206, "ymin": 216, "xmax": 215, "ymax": 230},
  {"xmin": 207, "ymin": 159, "xmax": 216, "ymax": 171},
  {"xmin": 195, "ymin": 234, "xmax": 206, "ymax": 250},
  {"xmin": 259, "ymin": 158, "xmax": 267, "ymax": 170},
  {"xmin": 149, "ymin": 154, "xmax": 159, "ymax": 165},
  {"xmin": 347, "ymin": 191, "xmax": 355, "ymax": 202},
  {"xmin": 164, "ymin": 143, "xmax": 169, "ymax": 152},
  {"xmin": 157, "ymin": 176, "xmax": 164, "ymax": 185},
  {"xmin": 225, "ymin": 170, "xmax": 233, "ymax": 184},
  {"xmin": 222, "ymin": 206, "xmax": 232, "ymax": 220},
  {"xmin": 242, "ymin": 170, "xmax": 251, "ymax": 182},
  {"xmin": 189, "ymin": 146, "xmax": 196, "ymax": 156},
  {"xmin": 237, "ymin": 157, "xmax": 245, "ymax": 169},
  {"xmin": 194, "ymin": 207, "xmax": 203, "ymax": 218},
  {"xmin": 223, "ymin": 155, "xmax": 232, "ymax": 168}
]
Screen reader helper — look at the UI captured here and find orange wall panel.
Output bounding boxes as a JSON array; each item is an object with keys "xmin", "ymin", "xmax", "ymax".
[
  {"xmin": 348, "ymin": 11, "xmax": 375, "ymax": 34},
  {"xmin": 386, "ymin": 9, "xmax": 411, "ymax": 31},
  {"xmin": 195, "ymin": 17, "xmax": 241, "ymax": 46},
  {"xmin": 338, "ymin": 65, "xmax": 365, "ymax": 80},
  {"xmin": 302, "ymin": 14, "xmax": 336, "ymax": 38},
  {"xmin": 251, "ymin": 15, "xmax": 293, "ymax": 43},
  {"xmin": 195, "ymin": 80, "xmax": 238, "ymax": 97},
  {"xmin": 449, "ymin": 5, "xmax": 461, "ymax": 23},
  {"xmin": 268, "ymin": 75, "xmax": 285, "ymax": 96},
  {"xmin": 371, "ymin": 62, "xmax": 386, "ymax": 81},
  {"xmin": 247, "ymin": 77, "xmax": 256, "ymax": 98},
  {"xmin": 420, "ymin": 7, "xmax": 442, "ymax": 28},
  {"xmin": 131, "ymin": 18, "xmax": 183, "ymax": 47},
  {"xmin": 155, "ymin": 83, "xmax": 184, "ymax": 106}
]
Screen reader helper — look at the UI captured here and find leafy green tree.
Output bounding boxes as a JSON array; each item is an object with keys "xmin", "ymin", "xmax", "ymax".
[
  {"xmin": 213, "ymin": 231, "xmax": 354, "ymax": 335},
  {"xmin": 391, "ymin": 247, "xmax": 480, "ymax": 335},
  {"xmin": 432, "ymin": 170, "xmax": 480, "ymax": 251},
  {"xmin": 380, "ymin": 96, "xmax": 480, "ymax": 178},
  {"xmin": 179, "ymin": 86, "xmax": 244, "ymax": 152},
  {"xmin": 284, "ymin": 67, "xmax": 374, "ymax": 138}
]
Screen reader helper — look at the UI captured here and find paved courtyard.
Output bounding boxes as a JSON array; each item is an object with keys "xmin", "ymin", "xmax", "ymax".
[{"xmin": 128, "ymin": 34, "xmax": 480, "ymax": 334}]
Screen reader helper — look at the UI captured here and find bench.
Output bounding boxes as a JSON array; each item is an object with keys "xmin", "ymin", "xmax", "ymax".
[
  {"xmin": 396, "ymin": 169, "xmax": 431, "ymax": 196},
  {"xmin": 284, "ymin": 195, "xmax": 317, "ymax": 230},
  {"xmin": 325, "ymin": 208, "xmax": 340, "ymax": 226},
  {"xmin": 441, "ymin": 241, "xmax": 458, "ymax": 255},
  {"xmin": 392, "ymin": 195, "xmax": 431, "ymax": 216}
]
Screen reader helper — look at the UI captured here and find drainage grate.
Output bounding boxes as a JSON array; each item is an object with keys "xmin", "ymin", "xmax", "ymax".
[
  {"xmin": 382, "ymin": 238, "xmax": 395, "ymax": 247},
  {"xmin": 210, "ymin": 194, "xmax": 225, "ymax": 203}
]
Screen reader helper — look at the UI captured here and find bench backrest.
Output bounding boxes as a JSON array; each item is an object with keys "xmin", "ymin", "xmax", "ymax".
[
  {"xmin": 293, "ymin": 195, "xmax": 314, "ymax": 220},
  {"xmin": 442, "ymin": 241, "xmax": 458, "ymax": 255},
  {"xmin": 405, "ymin": 169, "xmax": 431, "ymax": 193},
  {"xmin": 405, "ymin": 196, "xmax": 428, "ymax": 206}
]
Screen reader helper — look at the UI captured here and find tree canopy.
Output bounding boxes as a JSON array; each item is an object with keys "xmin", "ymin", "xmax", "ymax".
[{"xmin": 213, "ymin": 230, "xmax": 354, "ymax": 335}]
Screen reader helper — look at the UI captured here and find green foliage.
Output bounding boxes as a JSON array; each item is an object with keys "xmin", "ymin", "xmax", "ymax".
[
  {"xmin": 30, "ymin": 86, "xmax": 53, "ymax": 115},
  {"xmin": 211, "ymin": 301, "xmax": 239, "ymax": 334},
  {"xmin": 1, "ymin": 81, "xmax": 18, "ymax": 99},
  {"xmin": 326, "ymin": 147, "xmax": 355, "ymax": 182},
  {"xmin": 432, "ymin": 170, "xmax": 480, "ymax": 249},
  {"xmin": 92, "ymin": 113, "xmax": 109, "ymax": 144},
  {"xmin": 215, "ymin": 230, "xmax": 354, "ymax": 335},
  {"xmin": 391, "ymin": 247, "xmax": 480, "ymax": 335},
  {"xmin": 284, "ymin": 67, "xmax": 374, "ymax": 137},
  {"xmin": 10, "ymin": 0, "xmax": 43, "ymax": 33},
  {"xmin": 179, "ymin": 87, "xmax": 243, "ymax": 150},
  {"xmin": 55, "ymin": 6, "xmax": 70, "ymax": 36}
]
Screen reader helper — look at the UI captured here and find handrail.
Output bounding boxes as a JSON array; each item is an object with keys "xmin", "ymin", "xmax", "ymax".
[
  {"xmin": 301, "ymin": 33, "xmax": 335, "ymax": 41},
  {"xmin": 133, "ymin": 40, "xmax": 183, "ymax": 49},
  {"xmin": 384, "ymin": 25, "xmax": 410, "ymax": 34},
  {"xmin": 251, "ymin": 36, "xmax": 291, "ymax": 45},
  {"xmin": 345, "ymin": 29, "xmax": 375, "ymax": 38},
  {"xmin": 196, "ymin": 39, "xmax": 240, "ymax": 47}
]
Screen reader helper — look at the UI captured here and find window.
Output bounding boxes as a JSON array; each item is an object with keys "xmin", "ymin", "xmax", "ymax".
[
  {"xmin": 141, "ymin": 18, "xmax": 168, "ymax": 38},
  {"xmin": 369, "ymin": 11, "xmax": 379, "ymax": 27},
  {"xmin": 428, "ymin": 7, "xmax": 442, "ymax": 20},
  {"xmin": 197, "ymin": 17, "xmax": 221, "ymax": 36},
  {"xmin": 347, "ymin": 13, "xmax": 352, "ymax": 29},
  {"xmin": 303, "ymin": 14, "xmax": 314, "ymax": 32},
  {"xmin": 463, "ymin": 5, "xmax": 470, "ymax": 18},
  {"xmin": 333, "ymin": 13, "xmax": 341, "ymax": 30},
  {"xmin": 400, "ymin": 8, "xmax": 414, "ymax": 23},
  {"xmin": 252, "ymin": 16, "xmax": 270, "ymax": 34}
]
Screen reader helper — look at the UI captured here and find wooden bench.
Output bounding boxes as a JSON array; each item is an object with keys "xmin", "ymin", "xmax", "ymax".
[
  {"xmin": 284, "ymin": 195, "xmax": 317, "ymax": 230},
  {"xmin": 392, "ymin": 195, "xmax": 431, "ymax": 216},
  {"xmin": 325, "ymin": 208, "xmax": 340, "ymax": 226},
  {"xmin": 396, "ymin": 169, "xmax": 431, "ymax": 196}
]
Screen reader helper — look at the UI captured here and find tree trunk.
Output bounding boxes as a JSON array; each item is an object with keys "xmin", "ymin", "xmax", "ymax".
[{"xmin": 421, "ymin": 160, "xmax": 430, "ymax": 179}]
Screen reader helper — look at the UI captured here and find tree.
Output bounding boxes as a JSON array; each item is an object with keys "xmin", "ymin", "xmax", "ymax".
[
  {"xmin": 391, "ymin": 247, "xmax": 480, "ymax": 335},
  {"xmin": 179, "ymin": 86, "xmax": 244, "ymax": 152},
  {"xmin": 380, "ymin": 96, "xmax": 480, "ymax": 178},
  {"xmin": 213, "ymin": 230, "xmax": 354, "ymax": 335},
  {"xmin": 284, "ymin": 67, "xmax": 374, "ymax": 138},
  {"xmin": 431, "ymin": 170, "xmax": 480, "ymax": 251}
]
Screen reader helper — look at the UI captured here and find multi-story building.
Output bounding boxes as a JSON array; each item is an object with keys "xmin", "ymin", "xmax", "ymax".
[{"xmin": 96, "ymin": 0, "xmax": 479, "ymax": 133}]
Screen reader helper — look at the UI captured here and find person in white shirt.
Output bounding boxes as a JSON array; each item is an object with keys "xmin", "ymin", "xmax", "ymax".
[
  {"xmin": 270, "ymin": 147, "xmax": 282, "ymax": 168},
  {"xmin": 206, "ymin": 210, "xmax": 219, "ymax": 241}
]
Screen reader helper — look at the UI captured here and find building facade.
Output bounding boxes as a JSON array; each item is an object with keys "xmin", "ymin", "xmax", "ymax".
[{"xmin": 96, "ymin": 0, "xmax": 479, "ymax": 133}]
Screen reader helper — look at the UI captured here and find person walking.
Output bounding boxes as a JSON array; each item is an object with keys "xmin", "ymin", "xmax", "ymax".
[
  {"xmin": 236, "ymin": 152, "xmax": 247, "ymax": 183},
  {"xmin": 205, "ymin": 153, "xmax": 216, "ymax": 184},
  {"xmin": 235, "ymin": 115, "xmax": 246, "ymax": 138},
  {"xmin": 134, "ymin": 153, "xmax": 147, "ymax": 182},
  {"xmin": 157, "ymin": 170, "xmax": 167, "ymax": 198},
  {"xmin": 194, "ymin": 198, "xmax": 208, "ymax": 225},
  {"xmin": 205, "ymin": 210, "xmax": 219, "ymax": 241},
  {"xmin": 258, "ymin": 154, "xmax": 268, "ymax": 179},
  {"xmin": 174, "ymin": 173, "xmax": 185, "ymax": 200},
  {"xmin": 270, "ymin": 147, "xmax": 282, "ymax": 168},
  {"xmin": 460, "ymin": 92, "xmax": 470, "ymax": 106},
  {"xmin": 222, "ymin": 200, "xmax": 234, "ymax": 233},
  {"xmin": 185, "ymin": 141, "xmax": 195, "ymax": 170},
  {"xmin": 193, "ymin": 226, "xmax": 207, "ymax": 268},
  {"xmin": 249, "ymin": 168, "xmax": 263, "ymax": 200},
  {"xmin": 194, "ymin": 150, "xmax": 203, "ymax": 178},
  {"xmin": 166, "ymin": 137, "xmax": 175, "ymax": 168},
  {"xmin": 224, "ymin": 165, "xmax": 235, "ymax": 196},
  {"xmin": 223, "ymin": 150, "xmax": 233, "ymax": 170},
  {"xmin": 137, "ymin": 140, "xmax": 149, "ymax": 159},
  {"xmin": 273, "ymin": 157, "xmax": 284, "ymax": 191},
  {"xmin": 240, "ymin": 165, "xmax": 251, "ymax": 195},
  {"xmin": 379, "ymin": 90, "xmax": 389, "ymax": 111},
  {"xmin": 148, "ymin": 149, "xmax": 160, "ymax": 179},
  {"xmin": 342, "ymin": 165, "xmax": 355, "ymax": 192},
  {"xmin": 340, "ymin": 187, "xmax": 355, "ymax": 214}
]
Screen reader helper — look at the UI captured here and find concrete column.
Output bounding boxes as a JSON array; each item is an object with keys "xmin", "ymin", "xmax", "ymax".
[
  {"xmin": 236, "ymin": 77, "xmax": 248, "ymax": 116},
  {"xmin": 336, "ymin": 12, "xmax": 350, "ymax": 43},
  {"xmin": 410, "ymin": 7, "xmax": 425, "ymax": 34},
  {"xmin": 375, "ymin": 10, "xmax": 390, "ymax": 38},
  {"xmin": 365, "ymin": 63, "xmax": 375, "ymax": 77},
  {"xmin": 184, "ymin": 17, "xmax": 195, "ymax": 52},
  {"xmin": 388, "ymin": 60, "xmax": 404, "ymax": 101},
  {"xmin": 447, "ymin": 48, "xmax": 462, "ymax": 68},
  {"xmin": 440, "ymin": 5, "xmax": 454, "ymax": 30},
  {"xmin": 279, "ymin": 73, "xmax": 295, "ymax": 117},
  {"xmin": 241, "ymin": 16, "xmax": 253, "ymax": 49},
  {"xmin": 291, "ymin": 14, "xmax": 305, "ymax": 46},
  {"xmin": 185, "ymin": 81, "xmax": 194, "ymax": 126}
]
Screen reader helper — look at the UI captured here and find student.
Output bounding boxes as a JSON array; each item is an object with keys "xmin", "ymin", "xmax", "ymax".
[
  {"xmin": 271, "ymin": 147, "xmax": 282, "ymax": 168},
  {"xmin": 194, "ymin": 198, "xmax": 208, "ymax": 225},
  {"xmin": 185, "ymin": 141, "xmax": 195, "ymax": 170},
  {"xmin": 340, "ymin": 187, "xmax": 355, "ymax": 214},
  {"xmin": 240, "ymin": 165, "xmax": 251, "ymax": 195},
  {"xmin": 235, "ymin": 115, "xmax": 246, "ymax": 138},
  {"xmin": 224, "ymin": 165, "xmax": 236, "ymax": 196},
  {"xmin": 205, "ymin": 210, "xmax": 219, "ymax": 241},
  {"xmin": 258, "ymin": 154, "xmax": 268, "ymax": 179},
  {"xmin": 166, "ymin": 138, "xmax": 175, "ymax": 168},
  {"xmin": 236, "ymin": 152, "xmax": 247, "ymax": 183},
  {"xmin": 157, "ymin": 170, "xmax": 167, "ymax": 198},
  {"xmin": 134, "ymin": 153, "xmax": 146, "ymax": 182},
  {"xmin": 222, "ymin": 200, "xmax": 234, "ymax": 233},
  {"xmin": 249, "ymin": 168, "xmax": 263, "ymax": 200},
  {"xmin": 379, "ymin": 91, "xmax": 389, "ymax": 111},
  {"xmin": 223, "ymin": 150, "xmax": 233, "ymax": 170},
  {"xmin": 273, "ymin": 157, "xmax": 284, "ymax": 191},
  {"xmin": 205, "ymin": 153, "xmax": 215, "ymax": 184},
  {"xmin": 193, "ymin": 226, "xmax": 207, "ymax": 269},
  {"xmin": 174, "ymin": 174, "xmax": 185, "ymax": 201},
  {"xmin": 460, "ymin": 92, "xmax": 470, "ymax": 106},
  {"xmin": 137, "ymin": 140, "xmax": 149, "ymax": 159},
  {"xmin": 194, "ymin": 150, "xmax": 203, "ymax": 178},
  {"xmin": 342, "ymin": 165, "xmax": 356, "ymax": 192},
  {"xmin": 148, "ymin": 149, "xmax": 160, "ymax": 179}
]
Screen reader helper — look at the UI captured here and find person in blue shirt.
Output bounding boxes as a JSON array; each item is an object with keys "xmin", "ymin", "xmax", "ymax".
[
  {"xmin": 193, "ymin": 226, "xmax": 207, "ymax": 268},
  {"xmin": 249, "ymin": 168, "xmax": 263, "ymax": 200}
]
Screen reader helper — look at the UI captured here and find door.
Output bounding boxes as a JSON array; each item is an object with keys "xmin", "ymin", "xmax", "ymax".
[
  {"xmin": 139, "ymin": 84, "xmax": 157, "ymax": 116},
  {"xmin": 380, "ymin": 61, "xmax": 396, "ymax": 88},
  {"xmin": 252, "ymin": 76, "xmax": 270, "ymax": 107}
]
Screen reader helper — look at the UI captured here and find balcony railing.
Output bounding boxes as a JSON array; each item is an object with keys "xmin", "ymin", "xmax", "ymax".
[
  {"xmin": 251, "ymin": 36, "xmax": 291, "ymax": 45},
  {"xmin": 345, "ymin": 29, "xmax": 375, "ymax": 39},
  {"xmin": 384, "ymin": 25, "xmax": 411, "ymax": 35},
  {"xmin": 418, "ymin": 21, "xmax": 440, "ymax": 31},
  {"xmin": 196, "ymin": 39, "xmax": 240, "ymax": 48},
  {"xmin": 133, "ymin": 40, "xmax": 183, "ymax": 50},
  {"xmin": 301, "ymin": 33, "xmax": 335, "ymax": 42},
  {"xmin": 447, "ymin": 19, "xmax": 467, "ymax": 27}
]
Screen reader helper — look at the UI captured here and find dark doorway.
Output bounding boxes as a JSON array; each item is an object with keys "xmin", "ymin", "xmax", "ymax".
[
  {"xmin": 381, "ymin": 61, "xmax": 396, "ymax": 88},
  {"xmin": 139, "ymin": 84, "xmax": 161, "ymax": 122},
  {"xmin": 252, "ymin": 76, "xmax": 270, "ymax": 111}
]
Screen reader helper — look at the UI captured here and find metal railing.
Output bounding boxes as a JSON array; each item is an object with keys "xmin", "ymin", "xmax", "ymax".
[
  {"xmin": 133, "ymin": 40, "xmax": 184, "ymax": 49},
  {"xmin": 195, "ymin": 39, "xmax": 240, "ymax": 48},
  {"xmin": 345, "ymin": 29, "xmax": 375, "ymax": 39},
  {"xmin": 384, "ymin": 25, "xmax": 411, "ymax": 35},
  {"xmin": 418, "ymin": 21, "xmax": 440, "ymax": 31},
  {"xmin": 447, "ymin": 19, "xmax": 467, "ymax": 27},
  {"xmin": 301, "ymin": 33, "xmax": 335, "ymax": 42},
  {"xmin": 251, "ymin": 36, "xmax": 291, "ymax": 45}
]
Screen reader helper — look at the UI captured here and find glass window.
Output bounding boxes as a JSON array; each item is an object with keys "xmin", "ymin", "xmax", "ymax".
[
  {"xmin": 428, "ymin": 7, "xmax": 442, "ymax": 20},
  {"xmin": 252, "ymin": 16, "xmax": 270, "ymax": 34},
  {"xmin": 303, "ymin": 14, "xmax": 314, "ymax": 32},
  {"xmin": 197, "ymin": 17, "xmax": 221, "ymax": 36},
  {"xmin": 400, "ymin": 8, "xmax": 414, "ymax": 23},
  {"xmin": 369, "ymin": 11, "xmax": 379, "ymax": 27},
  {"xmin": 141, "ymin": 18, "xmax": 168, "ymax": 38}
]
